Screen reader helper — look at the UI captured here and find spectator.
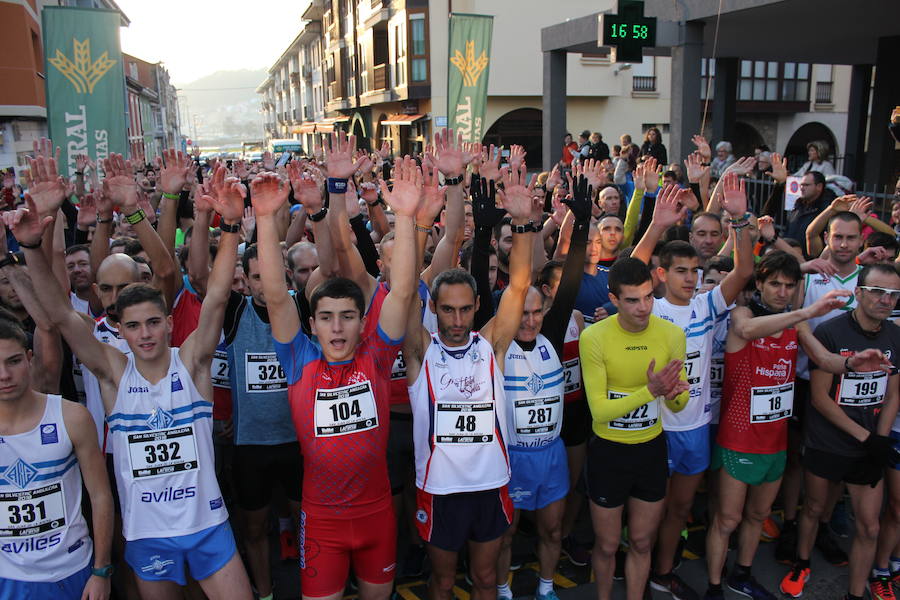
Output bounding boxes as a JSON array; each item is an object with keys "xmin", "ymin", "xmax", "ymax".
[
  {"xmin": 561, "ymin": 132, "xmax": 578, "ymax": 168},
  {"xmin": 639, "ymin": 127, "xmax": 668, "ymax": 165},
  {"xmin": 576, "ymin": 130, "xmax": 592, "ymax": 162},
  {"xmin": 710, "ymin": 141, "xmax": 735, "ymax": 178},
  {"xmin": 586, "ymin": 132, "xmax": 611, "ymax": 162},
  {"xmin": 762, "ymin": 162, "xmax": 835, "ymax": 254},
  {"xmin": 793, "ymin": 140, "xmax": 835, "ymax": 176},
  {"xmin": 620, "ymin": 133, "xmax": 633, "ymax": 148}
]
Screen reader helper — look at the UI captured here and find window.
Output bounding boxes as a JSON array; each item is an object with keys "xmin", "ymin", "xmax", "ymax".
[
  {"xmin": 412, "ymin": 59, "xmax": 427, "ymax": 82},
  {"xmin": 409, "ymin": 14, "xmax": 427, "ymax": 82},
  {"xmin": 737, "ymin": 60, "xmax": 809, "ymax": 102},
  {"xmin": 701, "ymin": 58, "xmax": 715, "ymax": 100},
  {"xmin": 394, "ymin": 24, "xmax": 406, "ymax": 86}
]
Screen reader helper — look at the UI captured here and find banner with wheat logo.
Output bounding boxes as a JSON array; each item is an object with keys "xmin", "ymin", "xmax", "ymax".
[{"xmin": 448, "ymin": 14, "xmax": 493, "ymax": 144}]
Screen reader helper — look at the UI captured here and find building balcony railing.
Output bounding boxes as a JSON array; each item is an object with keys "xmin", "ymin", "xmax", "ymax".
[
  {"xmin": 633, "ymin": 76, "xmax": 656, "ymax": 92},
  {"xmin": 815, "ymin": 81, "xmax": 833, "ymax": 104},
  {"xmin": 302, "ymin": 65, "xmax": 312, "ymax": 79},
  {"xmin": 328, "ymin": 81, "xmax": 340, "ymax": 102},
  {"xmin": 290, "ymin": 71, "xmax": 301, "ymax": 85},
  {"xmin": 373, "ymin": 63, "xmax": 388, "ymax": 91}
]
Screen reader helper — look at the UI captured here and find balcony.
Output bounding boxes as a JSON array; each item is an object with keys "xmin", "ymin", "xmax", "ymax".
[
  {"xmin": 290, "ymin": 71, "xmax": 301, "ymax": 85},
  {"xmin": 373, "ymin": 64, "xmax": 388, "ymax": 90},
  {"xmin": 359, "ymin": 64, "xmax": 394, "ymax": 106},
  {"xmin": 633, "ymin": 76, "xmax": 656, "ymax": 92},
  {"xmin": 302, "ymin": 65, "xmax": 313, "ymax": 79},
  {"xmin": 815, "ymin": 81, "xmax": 833, "ymax": 104}
]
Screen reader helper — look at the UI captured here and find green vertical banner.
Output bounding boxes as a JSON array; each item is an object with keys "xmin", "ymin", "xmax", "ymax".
[
  {"xmin": 43, "ymin": 7, "xmax": 126, "ymax": 177},
  {"xmin": 448, "ymin": 14, "xmax": 493, "ymax": 144}
]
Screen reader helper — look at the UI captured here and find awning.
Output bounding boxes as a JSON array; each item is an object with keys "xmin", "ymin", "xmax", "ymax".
[
  {"xmin": 381, "ymin": 114, "xmax": 424, "ymax": 126},
  {"xmin": 292, "ymin": 122, "xmax": 317, "ymax": 134},
  {"xmin": 316, "ymin": 115, "xmax": 351, "ymax": 133},
  {"xmin": 332, "ymin": 115, "xmax": 351, "ymax": 123}
]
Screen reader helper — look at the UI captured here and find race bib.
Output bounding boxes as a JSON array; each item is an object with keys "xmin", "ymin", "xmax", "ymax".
[
  {"xmin": 750, "ymin": 382, "xmax": 794, "ymax": 423},
  {"xmin": 314, "ymin": 381, "xmax": 379, "ymax": 436},
  {"xmin": 391, "ymin": 352, "xmax": 407, "ymax": 382},
  {"xmin": 685, "ymin": 351, "xmax": 701, "ymax": 387},
  {"xmin": 839, "ymin": 371, "xmax": 887, "ymax": 407},
  {"xmin": 211, "ymin": 350, "xmax": 229, "ymax": 388},
  {"xmin": 127, "ymin": 426, "xmax": 200, "ymax": 479},
  {"xmin": 608, "ymin": 391, "xmax": 659, "ymax": 430},
  {"xmin": 562, "ymin": 358, "xmax": 582, "ymax": 395},
  {"xmin": 435, "ymin": 402, "xmax": 495, "ymax": 443},
  {"xmin": 245, "ymin": 352, "xmax": 286, "ymax": 392},
  {"xmin": 0, "ymin": 483, "xmax": 66, "ymax": 538},
  {"xmin": 514, "ymin": 396, "xmax": 561, "ymax": 435},
  {"xmin": 709, "ymin": 357, "xmax": 724, "ymax": 392}
]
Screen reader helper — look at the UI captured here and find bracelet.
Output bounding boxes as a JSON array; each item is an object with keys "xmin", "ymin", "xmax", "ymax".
[
  {"xmin": 307, "ymin": 207, "xmax": 328, "ymax": 222},
  {"xmin": 161, "ymin": 192, "xmax": 180, "ymax": 200},
  {"xmin": 510, "ymin": 221, "xmax": 533, "ymax": 234},
  {"xmin": 443, "ymin": 173, "xmax": 465, "ymax": 186},
  {"xmin": 844, "ymin": 355, "xmax": 853, "ymax": 373},
  {"xmin": 96, "ymin": 215, "xmax": 113, "ymax": 224},
  {"xmin": 18, "ymin": 238, "xmax": 42, "ymax": 249},
  {"xmin": 415, "ymin": 223, "xmax": 433, "ymax": 233},
  {"xmin": 726, "ymin": 211, "xmax": 753, "ymax": 224},
  {"xmin": 75, "ymin": 171, "xmax": 84, "ymax": 176},
  {"xmin": 326, "ymin": 178, "xmax": 348, "ymax": 194},
  {"xmin": 219, "ymin": 221, "xmax": 241, "ymax": 234},
  {"xmin": 124, "ymin": 209, "xmax": 146, "ymax": 225},
  {"xmin": 0, "ymin": 252, "xmax": 19, "ymax": 269},
  {"xmin": 730, "ymin": 220, "xmax": 750, "ymax": 231}
]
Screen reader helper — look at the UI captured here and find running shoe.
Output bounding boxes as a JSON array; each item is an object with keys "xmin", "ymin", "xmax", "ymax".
[
  {"xmin": 892, "ymin": 569, "xmax": 900, "ymax": 593},
  {"xmin": 535, "ymin": 590, "xmax": 560, "ymax": 600},
  {"xmin": 726, "ymin": 574, "xmax": 777, "ymax": 599},
  {"xmin": 702, "ymin": 588, "xmax": 725, "ymax": 600},
  {"xmin": 760, "ymin": 516, "xmax": 780, "ymax": 542},
  {"xmin": 775, "ymin": 522, "xmax": 798, "ymax": 565},
  {"xmin": 561, "ymin": 536, "xmax": 590, "ymax": 567},
  {"xmin": 871, "ymin": 576, "xmax": 897, "ymax": 600},
  {"xmin": 815, "ymin": 526, "xmax": 848, "ymax": 566},
  {"xmin": 650, "ymin": 572, "xmax": 700, "ymax": 600},
  {"xmin": 279, "ymin": 529, "xmax": 299, "ymax": 561},
  {"xmin": 779, "ymin": 563, "xmax": 810, "ymax": 598}
]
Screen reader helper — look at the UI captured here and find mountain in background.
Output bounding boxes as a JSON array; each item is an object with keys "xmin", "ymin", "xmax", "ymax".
[{"xmin": 176, "ymin": 68, "xmax": 268, "ymax": 146}]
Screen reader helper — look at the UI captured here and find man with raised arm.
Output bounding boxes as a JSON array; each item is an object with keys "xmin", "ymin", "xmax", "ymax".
[
  {"xmin": 404, "ymin": 163, "xmax": 537, "ymax": 600},
  {"xmin": 253, "ymin": 156, "xmax": 419, "ymax": 600},
  {"xmin": 9, "ymin": 171, "xmax": 253, "ymax": 599},
  {"xmin": 579, "ymin": 254, "xmax": 690, "ymax": 600},
  {"xmin": 630, "ymin": 174, "xmax": 754, "ymax": 600}
]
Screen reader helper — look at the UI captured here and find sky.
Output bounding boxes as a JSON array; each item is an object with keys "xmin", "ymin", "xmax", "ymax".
[{"xmin": 116, "ymin": 0, "xmax": 309, "ymax": 85}]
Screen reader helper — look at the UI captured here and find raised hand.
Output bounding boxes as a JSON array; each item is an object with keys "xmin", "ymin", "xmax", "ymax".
[
  {"xmin": 546, "ymin": 164, "xmax": 562, "ymax": 190},
  {"xmin": 359, "ymin": 181, "xmax": 379, "ymax": 205},
  {"xmin": 417, "ymin": 165, "xmax": 446, "ymax": 225},
  {"xmin": 800, "ymin": 257, "xmax": 838, "ymax": 277},
  {"xmin": 355, "ymin": 149, "xmax": 374, "ymax": 176},
  {"xmin": 496, "ymin": 164, "xmax": 536, "ymax": 222},
  {"xmin": 242, "ymin": 206, "xmax": 256, "ymax": 238},
  {"xmin": 76, "ymin": 193, "xmax": 98, "ymax": 229},
  {"xmin": 324, "ymin": 131, "xmax": 362, "ymax": 179},
  {"xmin": 156, "ymin": 149, "xmax": 194, "ymax": 196},
  {"xmin": 768, "ymin": 152, "xmax": 788, "ymax": 183},
  {"xmin": 249, "ymin": 172, "xmax": 289, "ymax": 217},
  {"xmin": 262, "ymin": 151, "xmax": 275, "ymax": 171},
  {"xmin": 757, "ymin": 215, "xmax": 777, "ymax": 242},
  {"xmin": 234, "ymin": 159, "xmax": 249, "ymax": 180},
  {"xmin": 651, "ymin": 185, "xmax": 690, "ymax": 229},
  {"xmin": 137, "ymin": 189, "xmax": 156, "ymax": 224},
  {"xmin": 3, "ymin": 194, "xmax": 54, "ymax": 247},
  {"xmin": 74, "ymin": 153, "xmax": 90, "ymax": 174},
  {"xmin": 849, "ymin": 196, "xmax": 873, "ymax": 220},
  {"xmin": 724, "ymin": 156, "xmax": 757, "ymax": 177},
  {"xmin": 806, "ymin": 289, "xmax": 852, "ymax": 317},
  {"xmin": 582, "ymin": 158, "xmax": 605, "ymax": 191},
  {"xmin": 193, "ymin": 185, "xmax": 213, "ymax": 216},
  {"xmin": 434, "ymin": 128, "xmax": 474, "ymax": 177},
  {"xmin": 375, "ymin": 140, "xmax": 391, "ymax": 161},
  {"xmin": 27, "ymin": 156, "xmax": 67, "ymax": 216},
  {"xmin": 563, "ymin": 172, "xmax": 592, "ymax": 222},
  {"xmin": 691, "ymin": 135, "xmax": 712, "ymax": 162},
  {"xmin": 31, "ymin": 137, "xmax": 60, "ymax": 165},
  {"xmin": 642, "ymin": 156, "xmax": 660, "ymax": 191},
  {"xmin": 208, "ymin": 166, "xmax": 246, "ymax": 223},
  {"xmin": 857, "ymin": 246, "xmax": 893, "ymax": 265},
  {"xmin": 471, "ymin": 176, "xmax": 505, "ymax": 229},
  {"xmin": 102, "ymin": 154, "xmax": 139, "ymax": 211},
  {"xmin": 479, "ymin": 144, "xmax": 501, "ymax": 182},
  {"xmin": 467, "ymin": 142, "xmax": 482, "ymax": 169},
  {"xmin": 684, "ymin": 152, "xmax": 709, "ymax": 183},
  {"xmin": 549, "ymin": 190, "xmax": 568, "ymax": 226},
  {"xmin": 345, "ymin": 179, "xmax": 361, "ymax": 218},
  {"xmin": 380, "ymin": 156, "xmax": 423, "ymax": 218},
  {"xmin": 508, "ymin": 144, "xmax": 527, "ymax": 171},
  {"xmin": 720, "ymin": 171, "xmax": 747, "ymax": 217}
]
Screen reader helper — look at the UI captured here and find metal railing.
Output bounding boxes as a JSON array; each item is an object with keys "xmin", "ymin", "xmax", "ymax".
[
  {"xmin": 373, "ymin": 63, "xmax": 388, "ymax": 90},
  {"xmin": 633, "ymin": 75, "xmax": 656, "ymax": 92},
  {"xmin": 815, "ymin": 81, "xmax": 833, "ymax": 104}
]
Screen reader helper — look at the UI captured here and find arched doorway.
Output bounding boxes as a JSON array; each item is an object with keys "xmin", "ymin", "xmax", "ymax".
[
  {"xmin": 374, "ymin": 113, "xmax": 389, "ymax": 154},
  {"xmin": 483, "ymin": 108, "xmax": 543, "ymax": 170},
  {"xmin": 731, "ymin": 121, "xmax": 765, "ymax": 160},
  {"xmin": 350, "ymin": 112, "xmax": 370, "ymax": 151},
  {"xmin": 784, "ymin": 122, "xmax": 838, "ymax": 173}
]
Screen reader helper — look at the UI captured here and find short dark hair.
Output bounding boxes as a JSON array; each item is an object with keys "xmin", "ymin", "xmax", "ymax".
[
  {"xmin": 755, "ymin": 250, "xmax": 801, "ymax": 284},
  {"xmin": 309, "ymin": 277, "xmax": 365, "ymax": 316},
  {"xmin": 864, "ymin": 232, "xmax": 900, "ymax": 254},
  {"xmin": 536, "ymin": 259, "xmax": 565, "ymax": 289},
  {"xmin": 804, "ymin": 171, "xmax": 826, "ymax": 186},
  {"xmin": 122, "ymin": 238, "xmax": 144, "ymax": 257},
  {"xmin": 131, "ymin": 255, "xmax": 153, "ymax": 275},
  {"xmin": 608, "ymin": 257, "xmax": 652, "ymax": 296},
  {"xmin": 827, "ymin": 211, "xmax": 863, "ymax": 233},
  {"xmin": 691, "ymin": 211, "xmax": 721, "ymax": 230},
  {"xmin": 65, "ymin": 244, "xmax": 90, "ymax": 257},
  {"xmin": 430, "ymin": 268, "xmax": 477, "ymax": 304},
  {"xmin": 458, "ymin": 239, "xmax": 496, "ymax": 271},
  {"xmin": 0, "ymin": 307, "xmax": 28, "ymax": 349},
  {"xmin": 662, "ymin": 170, "xmax": 678, "ymax": 180},
  {"xmin": 493, "ymin": 216, "xmax": 512, "ymax": 243},
  {"xmin": 116, "ymin": 283, "xmax": 167, "ymax": 318},
  {"xmin": 286, "ymin": 241, "xmax": 316, "ymax": 271},
  {"xmin": 858, "ymin": 263, "xmax": 900, "ymax": 287},
  {"xmin": 706, "ymin": 255, "xmax": 734, "ymax": 274},
  {"xmin": 659, "ymin": 241, "xmax": 698, "ymax": 269},
  {"xmin": 241, "ymin": 243, "xmax": 259, "ymax": 276}
]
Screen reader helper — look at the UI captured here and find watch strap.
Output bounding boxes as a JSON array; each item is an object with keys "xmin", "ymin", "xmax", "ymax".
[
  {"xmin": 219, "ymin": 221, "xmax": 241, "ymax": 234},
  {"xmin": 307, "ymin": 207, "xmax": 328, "ymax": 222},
  {"xmin": 443, "ymin": 173, "xmax": 465, "ymax": 186}
]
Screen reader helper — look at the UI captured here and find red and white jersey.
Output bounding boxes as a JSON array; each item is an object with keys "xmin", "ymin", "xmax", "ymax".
[
  {"xmin": 718, "ymin": 328, "xmax": 798, "ymax": 455},
  {"xmin": 562, "ymin": 312, "xmax": 583, "ymax": 404},
  {"xmin": 409, "ymin": 333, "xmax": 510, "ymax": 495}
]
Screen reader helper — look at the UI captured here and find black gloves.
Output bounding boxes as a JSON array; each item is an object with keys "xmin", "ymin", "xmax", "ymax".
[
  {"xmin": 863, "ymin": 433, "xmax": 900, "ymax": 467},
  {"xmin": 471, "ymin": 176, "xmax": 505, "ymax": 231},
  {"xmin": 562, "ymin": 174, "xmax": 592, "ymax": 224}
]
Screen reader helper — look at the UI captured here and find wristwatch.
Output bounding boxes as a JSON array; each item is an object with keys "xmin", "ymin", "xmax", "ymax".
[{"xmin": 91, "ymin": 564, "xmax": 114, "ymax": 578}]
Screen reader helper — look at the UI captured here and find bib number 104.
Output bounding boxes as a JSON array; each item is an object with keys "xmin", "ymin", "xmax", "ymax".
[
  {"xmin": 330, "ymin": 400, "xmax": 362, "ymax": 422},
  {"xmin": 610, "ymin": 23, "xmax": 649, "ymax": 39}
]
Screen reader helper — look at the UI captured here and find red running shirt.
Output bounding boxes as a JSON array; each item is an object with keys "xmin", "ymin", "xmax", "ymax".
[
  {"xmin": 276, "ymin": 324, "xmax": 401, "ymax": 519},
  {"xmin": 717, "ymin": 327, "xmax": 798, "ymax": 455}
]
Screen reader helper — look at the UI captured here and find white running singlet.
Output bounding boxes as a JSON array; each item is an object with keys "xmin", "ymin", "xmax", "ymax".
[
  {"xmin": 107, "ymin": 349, "xmax": 226, "ymax": 540},
  {"xmin": 0, "ymin": 396, "xmax": 93, "ymax": 582},
  {"xmin": 797, "ymin": 267, "xmax": 861, "ymax": 379},
  {"xmin": 502, "ymin": 335, "xmax": 564, "ymax": 448},
  {"xmin": 409, "ymin": 333, "xmax": 510, "ymax": 494},
  {"xmin": 82, "ymin": 317, "xmax": 131, "ymax": 452}
]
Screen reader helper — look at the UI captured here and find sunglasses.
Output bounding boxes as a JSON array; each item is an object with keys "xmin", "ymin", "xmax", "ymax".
[{"xmin": 859, "ymin": 286, "xmax": 900, "ymax": 301}]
